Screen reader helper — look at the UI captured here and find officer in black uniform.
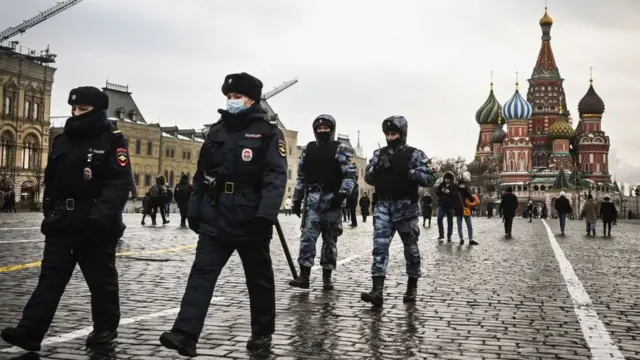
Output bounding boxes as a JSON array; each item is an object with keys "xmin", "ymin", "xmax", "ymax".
[
  {"xmin": 1, "ymin": 86, "xmax": 131, "ymax": 351},
  {"xmin": 159, "ymin": 72, "xmax": 288, "ymax": 357}
]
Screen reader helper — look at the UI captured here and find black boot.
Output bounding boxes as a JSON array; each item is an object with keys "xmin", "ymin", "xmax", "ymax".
[
  {"xmin": 403, "ymin": 277, "xmax": 418, "ymax": 303},
  {"xmin": 159, "ymin": 330, "xmax": 197, "ymax": 357},
  {"xmin": 1, "ymin": 327, "xmax": 41, "ymax": 352},
  {"xmin": 86, "ymin": 329, "xmax": 118, "ymax": 346},
  {"xmin": 361, "ymin": 276, "xmax": 385, "ymax": 306},
  {"xmin": 246, "ymin": 334, "xmax": 272, "ymax": 351},
  {"xmin": 322, "ymin": 269, "xmax": 334, "ymax": 290},
  {"xmin": 288, "ymin": 266, "xmax": 311, "ymax": 289}
]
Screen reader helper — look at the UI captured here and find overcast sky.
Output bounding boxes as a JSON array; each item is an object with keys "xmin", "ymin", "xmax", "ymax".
[{"xmin": 2, "ymin": 0, "xmax": 639, "ymax": 184}]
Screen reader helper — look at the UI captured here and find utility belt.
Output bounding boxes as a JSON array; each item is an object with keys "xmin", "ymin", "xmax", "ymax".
[
  {"xmin": 52, "ymin": 198, "xmax": 97, "ymax": 211},
  {"xmin": 375, "ymin": 195, "xmax": 416, "ymax": 202},
  {"xmin": 306, "ymin": 183, "xmax": 339, "ymax": 194},
  {"xmin": 205, "ymin": 178, "xmax": 260, "ymax": 203}
]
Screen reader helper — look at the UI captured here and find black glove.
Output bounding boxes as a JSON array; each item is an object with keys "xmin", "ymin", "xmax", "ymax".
[
  {"xmin": 248, "ymin": 217, "xmax": 273, "ymax": 237},
  {"xmin": 293, "ymin": 200, "xmax": 302, "ymax": 218},
  {"xmin": 40, "ymin": 212, "xmax": 62, "ymax": 237},
  {"xmin": 187, "ymin": 216, "xmax": 200, "ymax": 234},
  {"xmin": 329, "ymin": 193, "xmax": 346, "ymax": 210}
]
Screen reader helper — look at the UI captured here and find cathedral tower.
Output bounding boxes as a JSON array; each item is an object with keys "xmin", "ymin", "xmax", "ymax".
[
  {"xmin": 526, "ymin": 6, "xmax": 568, "ymax": 169},
  {"xmin": 501, "ymin": 76, "xmax": 533, "ymax": 185},
  {"xmin": 548, "ymin": 96, "xmax": 574, "ymax": 170}
]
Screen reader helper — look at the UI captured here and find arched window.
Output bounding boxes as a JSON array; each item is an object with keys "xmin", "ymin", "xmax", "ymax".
[
  {"xmin": 534, "ymin": 185, "xmax": 539, "ymax": 191},
  {"xmin": 164, "ymin": 170, "xmax": 169, "ymax": 181},
  {"xmin": 24, "ymin": 86, "xmax": 34, "ymax": 120},
  {"xmin": 540, "ymin": 185, "xmax": 546, "ymax": 191},
  {"xmin": 169, "ymin": 170, "xmax": 174, "ymax": 186},
  {"xmin": 3, "ymin": 82, "xmax": 17, "ymax": 116},
  {"xmin": 33, "ymin": 89, "xmax": 44, "ymax": 121},
  {"xmin": 22, "ymin": 134, "xmax": 40, "ymax": 170},
  {"xmin": 0, "ymin": 131, "xmax": 16, "ymax": 168}
]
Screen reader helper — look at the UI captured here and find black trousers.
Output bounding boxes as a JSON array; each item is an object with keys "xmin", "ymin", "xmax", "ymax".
[
  {"xmin": 151, "ymin": 204, "xmax": 167, "ymax": 223},
  {"xmin": 504, "ymin": 216, "xmax": 514, "ymax": 234},
  {"xmin": 172, "ymin": 235, "xmax": 275, "ymax": 341},
  {"xmin": 350, "ymin": 205, "xmax": 357, "ymax": 225},
  {"xmin": 179, "ymin": 205, "xmax": 188, "ymax": 225},
  {"xmin": 18, "ymin": 237, "xmax": 120, "ymax": 341}
]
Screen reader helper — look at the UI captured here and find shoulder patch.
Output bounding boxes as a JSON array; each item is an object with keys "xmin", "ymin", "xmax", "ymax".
[
  {"xmin": 277, "ymin": 139, "xmax": 287, "ymax": 157},
  {"xmin": 349, "ymin": 155, "xmax": 357, "ymax": 165},
  {"xmin": 116, "ymin": 147, "xmax": 129, "ymax": 167}
]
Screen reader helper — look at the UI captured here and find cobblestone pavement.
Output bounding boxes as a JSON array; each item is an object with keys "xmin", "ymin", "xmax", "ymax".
[{"xmin": 0, "ymin": 213, "xmax": 638, "ymax": 359}]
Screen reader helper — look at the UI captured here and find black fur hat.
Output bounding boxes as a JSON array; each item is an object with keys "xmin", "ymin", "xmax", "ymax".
[
  {"xmin": 68, "ymin": 86, "xmax": 109, "ymax": 110},
  {"xmin": 221, "ymin": 72, "xmax": 263, "ymax": 102}
]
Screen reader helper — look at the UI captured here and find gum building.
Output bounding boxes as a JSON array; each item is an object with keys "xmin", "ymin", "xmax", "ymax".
[{"xmin": 0, "ymin": 41, "xmax": 56, "ymax": 210}]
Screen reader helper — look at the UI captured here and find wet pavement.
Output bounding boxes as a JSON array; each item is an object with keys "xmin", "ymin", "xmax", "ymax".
[{"xmin": 0, "ymin": 213, "xmax": 639, "ymax": 359}]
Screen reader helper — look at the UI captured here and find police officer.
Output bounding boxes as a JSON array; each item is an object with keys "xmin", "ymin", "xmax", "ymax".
[
  {"xmin": 361, "ymin": 116, "xmax": 437, "ymax": 307},
  {"xmin": 159, "ymin": 72, "xmax": 287, "ymax": 356},
  {"xmin": 289, "ymin": 115, "xmax": 357, "ymax": 290},
  {"xmin": 1, "ymin": 87, "xmax": 131, "ymax": 351}
]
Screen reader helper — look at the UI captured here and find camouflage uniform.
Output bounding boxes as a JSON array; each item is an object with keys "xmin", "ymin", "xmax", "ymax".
[
  {"xmin": 289, "ymin": 115, "xmax": 357, "ymax": 290},
  {"xmin": 361, "ymin": 116, "xmax": 437, "ymax": 306}
]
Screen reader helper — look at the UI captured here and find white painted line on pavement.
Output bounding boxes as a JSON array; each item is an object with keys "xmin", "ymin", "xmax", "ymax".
[
  {"xmin": 0, "ymin": 227, "xmax": 39, "ymax": 231},
  {"xmin": 0, "ymin": 297, "xmax": 225, "ymax": 353},
  {"xmin": 0, "ymin": 239, "xmax": 40, "ymax": 244},
  {"xmin": 542, "ymin": 220, "xmax": 625, "ymax": 360},
  {"xmin": 311, "ymin": 243, "xmax": 402, "ymax": 271}
]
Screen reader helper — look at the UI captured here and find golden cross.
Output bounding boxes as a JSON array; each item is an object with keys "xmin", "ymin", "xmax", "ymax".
[
  {"xmin": 589, "ymin": 66, "xmax": 593, "ymax": 83},
  {"xmin": 515, "ymin": 71, "xmax": 519, "ymax": 89},
  {"xmin": 490, "ymin": 70, "xmax": 494, "ymax": 89}
]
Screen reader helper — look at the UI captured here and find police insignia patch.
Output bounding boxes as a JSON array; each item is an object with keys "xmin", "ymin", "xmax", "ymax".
[
  {"xmin": 242, "ymin": 148, "xmax": 253, "ymax": 161},
  {"xmin": 349, "ymin": 156, "xmax": 356, "ymax": 164},
  {"xmin": 116, "ymin": 147, "xmax": 129, "ymax": 167},
  {"xmin": 277, "ymin": 140, "xmax": 287, "ymax": 157}
]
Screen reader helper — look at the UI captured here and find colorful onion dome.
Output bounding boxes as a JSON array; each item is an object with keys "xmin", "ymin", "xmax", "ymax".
[
  {"xmin": 549, "ymin": 119, "xmax": 574, "ymax": 139},
  {"xmin": 475, "ymin": 84, "xmax": 501, "ymax": 125},
  {"xmin": 492, "ymin": 126, "xmax": 506, "ymax": 143},
  {"xmin": 539, "ymin": 7, "xmax": 553, "ymax": 26},
  {"xmin": 467, "ymin": 158, "xmax": 488, "ymax": 175},
  {"xmin": 578, "ymin": 78, "xmax": 605, "ymax": 116},
  {"xmin": 502, "ymin": 83, "xmax": 532, "ymax": 120}
]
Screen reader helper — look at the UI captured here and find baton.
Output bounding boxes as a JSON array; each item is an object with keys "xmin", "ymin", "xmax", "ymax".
[{"xmin": 275, "ymin": 218, "xmax": 298, "ymax": 279}]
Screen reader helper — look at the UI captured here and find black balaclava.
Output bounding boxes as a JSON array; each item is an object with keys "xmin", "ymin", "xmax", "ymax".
[
  {"xmin": 312, "ymin": 114, "xmax": 336, "ymax": 145},
  {"xmin": 381, "ymin": 115, "xmax": 408, "ymax": 150}
]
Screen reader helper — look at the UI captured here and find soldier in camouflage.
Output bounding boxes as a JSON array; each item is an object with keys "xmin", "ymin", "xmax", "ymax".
[
  {"xmin": 361, "ymin": 116, "xmax": 437, "ymax": 307},
  {"xmin": 289, "ymin": 115, "xmax": 357, "ymax": 290}
]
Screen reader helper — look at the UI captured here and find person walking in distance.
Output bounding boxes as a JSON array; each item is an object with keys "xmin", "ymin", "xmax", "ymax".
[
  {"xmin": 348, "ymin": 178, "xmax": 359, "ymax": 227},
  {"xmin": 1, "ymin": 86, "xmax": 130, "ymax": 351},
  {"xmin": 360, "ymin": 116, "xmax": 437, "ymax": 307},
  {"xmin": 526, "ymin": 200, "xmax": 533, "ymax": 222},
  {"xmin": 598, "ymin": 196, "xmax": 617, "ymax": 237},
  {"xmin": 284, "ymin": 196, "xmax": 293, "ymax": 216},
  {"xmin": 147, "ymin": 175, "xmax": 169, "ymax": 225},
  {"xmin": 580, "ymin": 194, "xmax": 598, "ymax": 236},
  {"xmin": 553, "ymin": 191, "xmax": 572, "ymax": 235},
  {"xmin": 420, "ymin": 193, "xmax": 433, "ymax": 227},
  {"xmin": 455, "ymin": 177, "xmax": 478, "ymax": 246},
  {"xmin": 499, "ymin": 186, "xmax": 519, "ymax": 238},
  {"xmin": 289, "ymin": 114, "xmax": 357, "ymax": 290},
  {"xmin": 436, "ymin": 172, "xmax": 456, "ymax": 242},
  {"xmin": 159, "ymin": 72, "xmax": 287, "ymax": 355},
  {"xmin": 173, "ymin": 174, "xmax": 193, "ymax": 227},
  {"xmin": 359, "ymin": 193, "xmax": 371, "ymax": 223}
]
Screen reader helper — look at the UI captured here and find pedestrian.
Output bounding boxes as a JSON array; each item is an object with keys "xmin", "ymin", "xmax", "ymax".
[
  {"xmin": 164, "ymin": 186, "xmax": 173, "ymax": 219},
  {"xmin": 526, "ymin": 200, "xmax": 534, "ymax": 222},
  {"xmin": 1, "ymin": 86, "xmax": 130, "ymax": 351},
  {"xmin": 173, "ymin": 173, "xmax": 192, "ymax": 227},
  {"xmin": 348, "ymin": 178, "xmax": 359, "ymax": 227},
  {"xmin": 284, "ymin": 196, "xmax": 293, "ymax": 216},
  {"xmin": 7, "ymin": 189, "xmax": 16, "ymax": 212},
  {"xmin": 159, "ymin": 72, "xmax": 287, "ymax": 355},
  {"xmin": 599, "ymin": 196, "xmax": 617, "ymax": 237},
  {"xmin": 580, "ymin": 194, "xmax": 598, "ymax": 236},
  {"xmin": 553, "ymin": 191, "xmax": 572, "ymax": 235},
  {"xmin": 499, "ymin": 187, "xmax": 519, "ymax": 237},
  {"xmin": 140, "ymin": 193, "xmax": 152, "ymax": 225},
  {"xmin": 360, "ymin": 115, "xmax": 437, "ymax": 307},
  {"xmin": 436, "ymin": 171, "xmax": 456, "ymax": 241},
  {"xmin": 289, "ymin": 114, "xmax": 357, "ymax": 291},
  {"xmin": 359, "ymin": 192, "xmax": 371, "ymax": 223},
  {"xmin": 420, "ymin": 193, "xmax": 433, "ymax": 227},
  {"xmin": 455, "ymin": 178, "xmax": 478, "ymax": 246},
  {"xmin": 486, "ymin": 201, "xmax": 494, "ymax": 218},
  {"xmin": 147, "ymin": 175, "xmax": 169, "ymax": 225}
]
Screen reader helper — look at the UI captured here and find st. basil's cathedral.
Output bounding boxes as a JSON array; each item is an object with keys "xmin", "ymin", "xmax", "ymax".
[{"xmin": 467, "ymin": 6, "xmax": 618, "ymax": 215}]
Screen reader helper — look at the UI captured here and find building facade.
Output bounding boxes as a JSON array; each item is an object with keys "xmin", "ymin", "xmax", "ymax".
[
  {"xmin": 0, "ymin": 42, "xmax": 56, "ymax": 210},
  {"xmin": 468, "ymin": 7, "xmax": 615, "ymax": 215}
]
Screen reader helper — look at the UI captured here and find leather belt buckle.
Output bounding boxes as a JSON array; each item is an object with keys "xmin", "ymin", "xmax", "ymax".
[
  {"xmin": 65, "ymin": 198, "xmax": 75, "ymax": 211},
  {"xmin": 224, "ymin": 182, "xmax": 235, "ymax": 194}
]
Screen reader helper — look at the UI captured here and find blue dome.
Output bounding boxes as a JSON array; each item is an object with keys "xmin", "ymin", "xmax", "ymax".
[{"xmin": 502, "ymin": 88, "xmax": 533, "ymax": 120}]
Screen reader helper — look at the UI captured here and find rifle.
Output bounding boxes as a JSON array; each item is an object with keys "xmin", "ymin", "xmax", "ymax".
[
  {"xmin": 274, "ymin": 218, "xmax": 298, "ymax": 279},
  {"xmin": 377, "ymin": 143, "xmax": 391, "ymax": 169}
]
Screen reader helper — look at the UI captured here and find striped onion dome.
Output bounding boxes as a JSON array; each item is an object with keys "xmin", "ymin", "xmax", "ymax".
[
  {"xmin": 549, "ymin": 119, "xmax": 574, "ymax": 139},
  {"xmin": 475, "ymin": 85, "xmax": 502, "ymax": 125},
  {"xmin": 468, "ymin": 158, "xmax": 488, "ymax": 175},
  {"xmin": 492, "ymin": 126, "xmax": 506, "ymax": 143},
  {"xmin": 502, "ymin": 85, "xmax": 533, "ymax": 120}
]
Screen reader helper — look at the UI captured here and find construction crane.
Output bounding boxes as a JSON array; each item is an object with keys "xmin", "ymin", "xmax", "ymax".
[
  {"xmin": 0, "ymin": 0, "xmax": 84, "ymax": 42},
  {"xmin": 262, "ymin": 77, "xmax": 298, "ymax": 100}
]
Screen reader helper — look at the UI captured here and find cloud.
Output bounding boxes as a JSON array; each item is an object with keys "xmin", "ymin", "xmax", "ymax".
[{"xmin": 1, "ymin": 0, "xmax": 638, "ymax": 168}]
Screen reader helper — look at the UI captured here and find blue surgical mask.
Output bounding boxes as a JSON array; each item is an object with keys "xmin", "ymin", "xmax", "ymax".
[{"xmin": 227, "ymin": 99, "xmax": 247, "ymax": 114}]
